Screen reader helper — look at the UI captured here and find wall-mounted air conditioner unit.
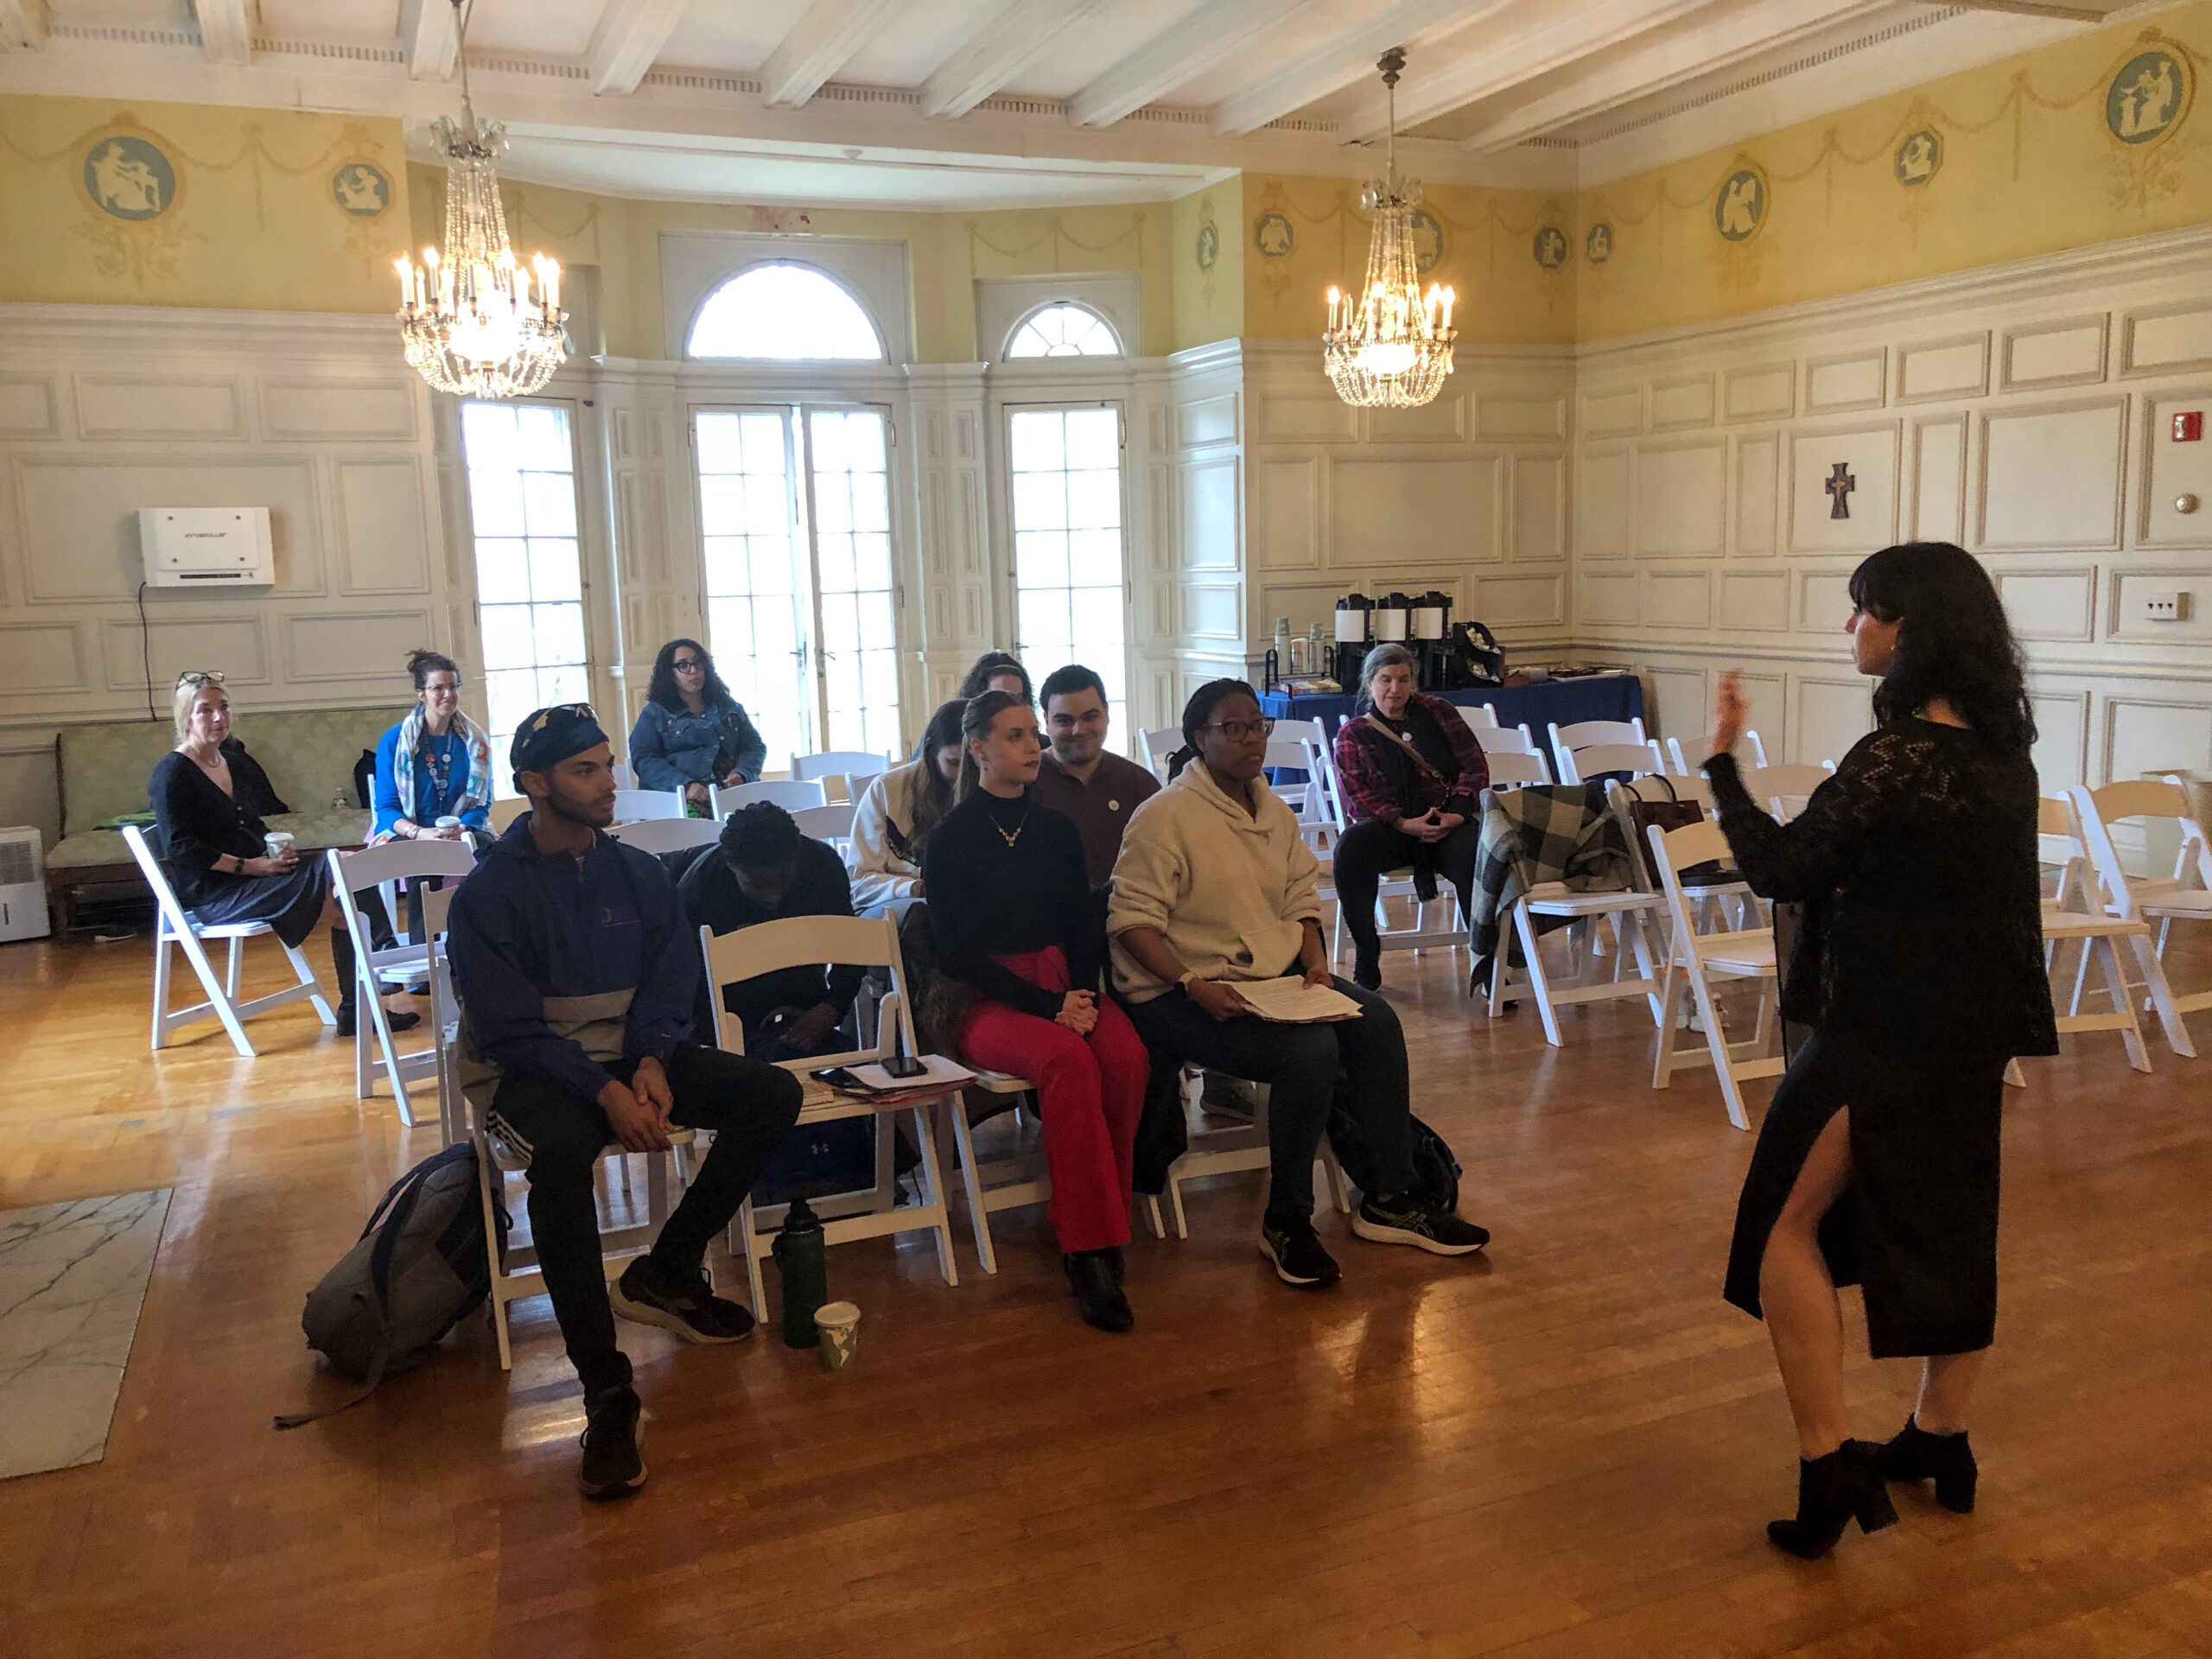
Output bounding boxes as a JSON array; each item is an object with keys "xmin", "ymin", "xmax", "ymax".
[
  {"xmin": 0, "ymin": 828, "xmax": 51, "ymax": 942},
  {"xmin": 138, "ymin": 507, "xmax": 275, "ymax": 588}
]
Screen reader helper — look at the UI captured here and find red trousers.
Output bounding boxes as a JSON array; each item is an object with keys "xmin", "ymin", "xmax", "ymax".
[{"xmin": 958, "ymin": 946, "xmax": 1147, "ymax": 1252}]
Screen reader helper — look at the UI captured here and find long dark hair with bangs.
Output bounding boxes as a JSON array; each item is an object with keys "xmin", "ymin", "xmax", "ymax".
[
  {"xmin": 1850, "ymin": 543, "xmax": 2035, "ymax": 752},
  {"xmin": 646, "ymin": 638, "xmax": 737, "ymax": 713}
]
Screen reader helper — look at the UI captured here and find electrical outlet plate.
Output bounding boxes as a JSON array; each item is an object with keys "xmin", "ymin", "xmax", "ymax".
[{"xmin": 2140, "ymin": 590, "xmax": 2190, "ymax": 622}]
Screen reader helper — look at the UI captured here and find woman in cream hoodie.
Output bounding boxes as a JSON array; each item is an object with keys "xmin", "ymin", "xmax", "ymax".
[{"xmin": 1108, "ymin": 680, "xmax": 1490, "ymax": 1291}]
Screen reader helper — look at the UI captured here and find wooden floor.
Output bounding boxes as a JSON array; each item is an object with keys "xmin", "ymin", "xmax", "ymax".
[{"xmin": 3, "ymin": 925, "xmax": 2210, "ymax": 1659}]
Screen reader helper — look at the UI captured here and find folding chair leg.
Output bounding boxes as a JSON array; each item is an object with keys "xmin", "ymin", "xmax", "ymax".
[
  {"xmin": 911, "ymin": 1103, "xmax": 958, "ymax": 1288},
  {"xmin": 177, "ymin": 925, "xmax": 257, "ymax": 1058},
  {"xmin": 950, "ymin": 1098, "xmax": 998, "ymax": 1275},
  {"xmin": 1166, "ymin": 1171, "xmax": 1191, "ymax": 1240},
  {"xmin": 282, "ymin": 938, "xmax": 337, "ymax": 1027},
  {"xmin": 225, "ymin": 935, "xmax": 245, "ymax": 998},
  {"xmin": 149, "ymin": 932, "xmax": 173, "ymax": 1051},
  {"xmin": 1516, "ymin": 905, "xmax": 1564, "ymax": 1047},
  {"xmin": 2092, "ymin": 935, "xmax": 2152, "ymax": 1074},
  {"xmin": 2130, "ymin": 932, "xmax": 2199, "ymax": 1058},
  {"xmin": 1142, "ymin": 1194, "xmax": 1165, "ymax": 1240},
  {"xmin": 475, "ymin": 1136, "xmax": 515, "ymax": 1372},
  {"xmin": 737, "ymin": 1197, "xmax": 768, "ymax": 1318},
  {"xmin": 1651, "ymin": 963, "xmax": 1686, "ymax": 1090},
  {"xmin": 1689, "ymin": 966, "xmax": 1749, "ymax": 1132}
]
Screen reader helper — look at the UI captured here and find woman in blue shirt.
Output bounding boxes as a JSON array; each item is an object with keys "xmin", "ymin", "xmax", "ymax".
[
  {"xmin": 372, "ymin": 649, "xmax": 493, "ymax": 848},
  {"xmin": 627, "ymin": 639, "xmax": 768, "ymax": 810}
]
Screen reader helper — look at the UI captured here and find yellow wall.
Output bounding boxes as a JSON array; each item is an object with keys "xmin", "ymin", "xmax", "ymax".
[
  {"xmin": 1172, "ymin": 182, "xmax": 1244, "ymax": 349},
  {"xmin": 1577, "ymin": 3, "xmax": 2212, "ymax": 340},
  {"xmin": 1240, "ymin": 173, "xmax": 1579, "ymax": 347},
  {"xmin": 0, "ymin": 95, "xmax": 411, "ymax": 311}
]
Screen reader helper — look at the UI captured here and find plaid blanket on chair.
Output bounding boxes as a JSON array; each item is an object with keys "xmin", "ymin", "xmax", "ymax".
[{"xmin": 1469, "ymin": 782, "xmax": 1641, "ymax": 958}]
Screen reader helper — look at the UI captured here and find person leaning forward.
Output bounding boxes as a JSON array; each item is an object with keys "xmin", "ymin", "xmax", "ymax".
[{"xmin": 447, "ymin": 702, "xmax": 802, "ymax": 1501}]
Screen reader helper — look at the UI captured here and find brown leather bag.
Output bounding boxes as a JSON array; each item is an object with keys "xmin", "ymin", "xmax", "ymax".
[{"xmin": 1625, "ymin": 774, "xmax": 1726, "ymax": 887}]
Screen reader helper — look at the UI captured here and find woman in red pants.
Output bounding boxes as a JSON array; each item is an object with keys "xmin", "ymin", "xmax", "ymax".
[{"xmin": 921, "ymin": 690, "xmax": 1148, "ymax": 1332}]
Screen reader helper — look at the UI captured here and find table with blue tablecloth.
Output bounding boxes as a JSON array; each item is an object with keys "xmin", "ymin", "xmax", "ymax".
[{"xmin": 1259, "ymin": 674, "xmax": 1646, "ymax": 781}]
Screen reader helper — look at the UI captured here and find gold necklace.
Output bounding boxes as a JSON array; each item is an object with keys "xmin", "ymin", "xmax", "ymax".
[{"xmin": 989, "ymin": 799, "xmax": 1030, "ymax": 848}]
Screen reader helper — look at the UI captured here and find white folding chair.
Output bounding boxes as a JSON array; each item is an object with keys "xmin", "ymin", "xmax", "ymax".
[
  {"xmin": 609, "ymin": 759, "xmax": 635, "ymax": 789},
  {"xmin": 1139, "ymin": 727, "xmax": 1185, "ymax": 781},
  {"xmin": 416, "ymin": 883, "xmax": 468, "ymax": 1145},
  {"xmin": 791, "ymin": 751, "xmax": 890, "ymax": 796},
  {"xmin": 1555, "ymin": 741, "xmax": 1666, "ymax": 785},
  {"xmin": 1552, "ymin": 717, "xmax": 1648, "ymax": 753},
  {"xmin": 2068, "ymin": 778, "xmax": 2210, "ymax": 1058},
  {"xmin": 714, "ymin": 778, "xmax": 828, "ymax": 818},
  {"xmin": 1319, "ymin": 740, "xmax": 1466, "ymax": 967},
  {"xmin": 611, "ymin": 786, "xmax": 687, "ymax": 823},
  {"xmin": 1645, "ymin": 819, "xmax": 1781, "ymax": 1130},
  {"xmin": 1460, "ymin": 702, "xmax": 1501, "ymax": 728},
  {"xmin": 2034, "ymin": 795, "xmax": 2153, "ymax": 1074},
  {"xmin": 1611, "ymin": 773, "xmax": 1758, "ymax": 934},
  {"xmin": 607, "ymin": 817, "xmax": 724, "ymax": 856},
  {"xmin": 329, "ymin": 839, "xmax": 476, "ymax": 1128},
  {"xmin": 1154, "ymin": 1068, "xmax": 1351, "ymax": 1241},
  {"xmin": 124, "ymin": 823, "xmax": 334, "ymax": 1058},
  {"xmin": 1483, "ymin": 804, "xmax": 1665, "ymax": 1041},
  {"xmin": 702, "ymin": 913, "xmax": 962, "ymax": 1311},
  {"xmin": 1477, "ymin": 722, "xmax": 1542, "ymax": 759},
  {"xmin": 1737, "ymin": 762, "xmax": 1837, "ymax": 823},
  {"xmin": 1263, "ymin": 735, "xmax": 1333, "ymax": 856},
  {"xmin": 1668, "ymin": 731, "xmax": 1768, "ymax": 775},
  {"xmin": 791, "ymin": 800, "xmax": 860, "ymax": 865},
  {"xmin": 1484, "ymin": 751, "xmax": 1552, "ymax": 787}
]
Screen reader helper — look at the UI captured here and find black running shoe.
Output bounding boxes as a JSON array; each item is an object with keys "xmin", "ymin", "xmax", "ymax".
[
  {"xmin": 1351, "ymin": 1195, "xmax": 1491, "ymax": 1256},
  {"xmin": 578, "ymin": 1386, "xmax": 645, "ymax": 1500},
  {"xmin": 334, "ymin": 1002, "xmax": 421, "ymax": 1039},
  {"xmin": 611, "ymin": 1256, "xmax": 755, "ymax": 1344},
  {"xmin": 1259, "ymin": 1215, "xmax": 1341, "ymax": 1289}
]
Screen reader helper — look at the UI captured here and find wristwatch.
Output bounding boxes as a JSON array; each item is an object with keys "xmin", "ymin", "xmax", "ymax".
[{"xmin": 1176, "ymin": 968, "xmax": 1202, "ymax": 993}]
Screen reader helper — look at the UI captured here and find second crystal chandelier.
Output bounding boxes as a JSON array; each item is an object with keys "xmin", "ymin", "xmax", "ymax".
[{"xmin": 1324, "ymin": 47, "xmax": 1457, "ymax": 410}]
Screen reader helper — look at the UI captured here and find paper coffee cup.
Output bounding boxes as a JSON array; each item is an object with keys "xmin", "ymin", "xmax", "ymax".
[
  {"xmin": 434, "ymin": 815, "xmax": 462, "ymax": 830},
  {"xmin": 814, "ymin": 1300, "xmax": 861, "ymax": 1373},
  {"xmin": 263, "ymin": 830, "xmax": 296, "ymax": 860}
]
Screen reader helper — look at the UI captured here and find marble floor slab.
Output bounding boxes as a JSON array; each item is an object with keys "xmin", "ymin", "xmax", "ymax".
[{"xmin": 0, "ymin": 1190, "xmax": 171, "ymax": 1480}]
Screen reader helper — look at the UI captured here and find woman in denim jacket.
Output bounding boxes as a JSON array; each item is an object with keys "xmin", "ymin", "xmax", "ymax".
[{"xmin": 627, "ymin": 639, "xmax": 768, "ymax": 810}]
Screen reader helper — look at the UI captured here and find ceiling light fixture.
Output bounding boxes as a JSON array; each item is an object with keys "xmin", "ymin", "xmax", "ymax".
[
  {"xmin": 1323, "ymin": 47, "xmax": 1455, "ymax": 410},
  {"xmin": 395, "ymin": 0, "xmax": 568, "ymax": 399}
]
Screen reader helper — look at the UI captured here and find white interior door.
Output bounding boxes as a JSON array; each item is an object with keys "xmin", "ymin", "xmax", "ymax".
[{"xmin": 1006, "ymin": 403, "xmax": 1129, "ymax": 747}]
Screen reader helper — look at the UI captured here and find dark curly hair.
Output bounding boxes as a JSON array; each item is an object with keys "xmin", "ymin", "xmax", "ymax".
[
  {"xmin": 718, "ymin": 801, "xmax": 803, "ymax": 868},
  {"xmin": 1168, "ymin": 679, "xmax": 1261, "ymax": 779},
  {"xmin": 647, "ymin": 638, "xmax": 737, "ymax": 713},
  {"xmin": 404, "ymin": 648, "xmax": 460, "ymax": 690},
  {"xmin": 1849, "ymin": 543, "xmax": 2035, "ymax": 752}
]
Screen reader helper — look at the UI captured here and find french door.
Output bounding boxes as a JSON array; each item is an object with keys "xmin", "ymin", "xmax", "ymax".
[
  {"xmin": 1005, "ymin": 402, "xmax": 1130, "ymax": 747},
  {"xmin": 692, "ymin": 404, "xmax": 901, "ymax": 761}
]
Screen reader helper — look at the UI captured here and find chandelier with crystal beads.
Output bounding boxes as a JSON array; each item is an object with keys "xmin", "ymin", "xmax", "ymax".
[
  {"xmin": 395, "ymin": 0, "xmax": 567, "ymax": 399},
  {"xmin": 1323, "ymin": 47, "xmax": 1456, "ymax": 410}
]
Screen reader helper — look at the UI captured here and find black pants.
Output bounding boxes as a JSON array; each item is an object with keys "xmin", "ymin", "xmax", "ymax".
[
  {"xmin": 1123, "ymin": 977, "xmax": 1414, "ymax": 1220},
  {"xmin": 1330, "ymin": 818, "xmax": 1479, "ymax": 959},
  {"xmin": 486, "ymin": 1042, "xmax": 804, "ymax": 1395}
]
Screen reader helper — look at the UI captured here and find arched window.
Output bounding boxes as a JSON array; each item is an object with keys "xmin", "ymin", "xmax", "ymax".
[
  {"xmin": 1005, "ymin": 302, "xmax": 1123, "ymax": 359},
  {"xmin": 687, "ymin": 263, "xmax": 886, "ymax": 360}
]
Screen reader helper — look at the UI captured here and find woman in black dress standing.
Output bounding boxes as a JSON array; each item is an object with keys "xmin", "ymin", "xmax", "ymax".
[
  {"xmin": 149, "ymin": 672, "xmax": 410, "ymax": 1038},
  {"xmin": 1703, "ymin": 542, "xmax": 2056, "ymax": 1558}
]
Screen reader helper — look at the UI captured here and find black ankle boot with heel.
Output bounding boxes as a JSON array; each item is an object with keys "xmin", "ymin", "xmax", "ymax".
[
  {"xmin": 1767, "ymin": 1440, "xmax": 1899, "ymax": 1559},
  {"xmin": 1873, "ymin": 1416, "xmax": 1977, "ymax": 1513}
]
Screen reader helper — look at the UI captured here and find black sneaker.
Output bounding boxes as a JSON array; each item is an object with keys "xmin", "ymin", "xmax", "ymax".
[
  {"xmin": 334, "ymin": 1002, "xmax": 421, "ymax": 1039},
  {"xmin": 611, "ymin": 1256, "xmax": 755, "ymax": 1344},
  {"xmin": 578, "ymin": 1386, "xmax": 645, "ymax": 1500},
  {"xmin": 1259, "ymin": 1215, "xmax": 1341, "ymax": 1290},
  {"xmin": 1351, "ymin": 1195, "xmax": 1491, "ymax": 1256}
]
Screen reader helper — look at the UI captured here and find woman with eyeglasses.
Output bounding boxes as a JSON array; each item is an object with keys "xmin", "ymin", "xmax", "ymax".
[
  {"xmin": 920, "ymin": 690, "xmax": 1147, "ymax": 1335},
  {"xmin": 1108, "ymin": 681, "xmax": 1490, "ymax": 1293},
  {"xmin": 628, "ymin": 639, "xmax": 768, "ymax": 812},
  {"xmin": 149, "ymin": 672, "xmax": 416, "ymax": 1039},
  {"xmin": 372, "ymin": 649, "xmax": 493, "ymax": 849}
]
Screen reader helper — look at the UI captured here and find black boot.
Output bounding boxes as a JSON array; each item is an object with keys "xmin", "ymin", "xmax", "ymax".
[
  {"xmin": 330, "ymin": 926, "xmax": 419, "ymax": 1039},
  {"xmin": 1873, "ymin": 1416, "xmax": 1977, "ymax": 1514},
  {"xmin": 1351, "ymin": 945, "xmax": 1382, "ymax": 991},
  {"xmin": 1766, "ymin": 1440, "xmax": 1898, "ymax": 1559},
  {"xmin": 1063, "ymin": 1250, "xmax": 1134, "ymax": 1333}
]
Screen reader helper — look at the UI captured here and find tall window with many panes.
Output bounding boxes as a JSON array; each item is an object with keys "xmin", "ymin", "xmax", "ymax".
[
  {"xmin": 1007, "ymin": 404, "xmax": 1128, "ymax": 746},
  {"xmin": 459, "ymin": 402, "xmax": 588, "ymax": 761},
  {"xmin": 693, "ymin": 405, "xmax": 900, "ymax": 760}
]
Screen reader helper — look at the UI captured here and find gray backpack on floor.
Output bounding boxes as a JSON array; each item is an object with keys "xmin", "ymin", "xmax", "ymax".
[{"xmin": 274, "ymin": 1141, "xmax": 507, "ymax": 1428}]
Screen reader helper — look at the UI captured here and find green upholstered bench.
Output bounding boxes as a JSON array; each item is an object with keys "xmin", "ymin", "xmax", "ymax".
[{"xmin": 48, "ymin": 706, "xmax": 398, "ymax": 931}]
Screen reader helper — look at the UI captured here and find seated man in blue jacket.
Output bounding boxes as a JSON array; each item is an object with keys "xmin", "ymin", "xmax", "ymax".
[{"xmin": 448, "ymin": 703, "xmax": 803, "ymax": 1501}]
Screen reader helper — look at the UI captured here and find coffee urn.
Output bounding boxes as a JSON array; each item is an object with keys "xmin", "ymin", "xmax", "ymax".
[
  {"xmin": 1372, "ymin": 592, "xmax": 1411, "ymax": 642},
  {"xmin": 1332, "ymin": 591, "xmax": 1374, "ymax": 688},
  {"xmin": 1411, "ymin": 589, "xmax": 1454, "ymax": 690}
]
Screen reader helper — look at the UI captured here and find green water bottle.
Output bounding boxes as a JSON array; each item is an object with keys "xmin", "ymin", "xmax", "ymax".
[{"xmin": 772, "ymin": 1196, "xmax": 829, "ymax": 1350}]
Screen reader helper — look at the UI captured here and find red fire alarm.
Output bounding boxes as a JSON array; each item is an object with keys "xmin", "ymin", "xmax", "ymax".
[{"xmin": 2174, "ymin": 410, "xmax": 2204, "ymax": 442}]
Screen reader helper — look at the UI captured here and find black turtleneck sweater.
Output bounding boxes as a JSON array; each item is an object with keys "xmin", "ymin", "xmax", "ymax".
[{"xmin": 920, "ymin": 789, "xmax": 1100, "ymax": 1019}]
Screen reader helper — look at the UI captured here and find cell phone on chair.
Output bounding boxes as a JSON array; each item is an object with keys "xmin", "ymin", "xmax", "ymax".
[{"xmin": 880, "ymin": 1052, "xmax": 928, "ymax": 1080}]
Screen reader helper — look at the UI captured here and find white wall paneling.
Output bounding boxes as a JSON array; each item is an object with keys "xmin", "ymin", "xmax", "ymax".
[
  {"xmin": 1977, "ymin": 396, "xmax": 2126, "ymax": 552},
  {"xmin": 1633, "ymin": 438, "xmax": 1726, "ymax": 559},
  {"xmin": 1649, "ymin": 372, "xmax": 1716, "ymax": 432},
  {"xmin": 1909, "ymin": 414, "xmax": 1967, "ymax": 543},
  {"xmin": 1784, "ymin": 422, "xmax": 1900, "ymax": 554},
  {"xmin": 1803, "ymin": 349, "xmax": 1886, "ymax": 415},
  {"xmin": 2120, "ymin": 302, "xmax": 2212, "ymax": 376},
  {"xmin": 1999, "ymin": 314, "xmax": 2110, "ymax": 391}
]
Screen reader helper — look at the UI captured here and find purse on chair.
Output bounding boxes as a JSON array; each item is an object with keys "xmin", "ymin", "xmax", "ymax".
[{"xmin": 1626, "ymin": 774, "xmax": 1726, "ymax": 887}]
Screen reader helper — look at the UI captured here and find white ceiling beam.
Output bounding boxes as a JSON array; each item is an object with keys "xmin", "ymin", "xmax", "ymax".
[
  {"xmin": 0, "ymin": 0, "xmax": 48, "ymax": 53},
  {"xmin": 1071, "ymin": 0, "xmax": 1319, "ymax": 129},
  {"xmin": 1210, "ymin": 0, "xmax": 1499, "ymax": 137},
  {"xmin": 587, "ymin": 0, "xmax": 690, "ymax": 96},
  {"xmin": 920, "ymin": 0, "xmax": 1109, "ymax": 120},
  {"xmin": 193, "ymin": 0, "xmax": 251, "ymax": 67},
  {"xmin": 1338, "ymin": 0, "xmax": 1716, "ymax": 140},
  {"xmin": 399, "ymin": 0, "xmax": 460, "ymax": 81},
  {"xmin": 1945, "ymin": 0, "xmax": 2107, "ymax": 21},
  {"xmin": 1459, "ymin": 0, "xmax": 1893, "ymax": 151},
  {"xmin": 760, "ymin": 0, "xmax": 901, "ymax": 108}
]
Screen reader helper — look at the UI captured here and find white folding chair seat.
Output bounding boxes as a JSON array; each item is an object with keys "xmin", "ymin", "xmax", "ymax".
[
  {"xmin": 2068, "ymin": 778, "xmax": 2209, "ymax": 1058},
  {"xmin": 124, "ymin": 822, "xmax": 335, "ymax": 1058},
  {"xmin": 1316, "ymin": 739, "xmax": 1465, "ymax": 967},
  {"xmin": 1645, "ymin": 819, "xmax": 1782, "ymax": 1129},
  {"xmin": 611, "ymin": 787, "xmax": 687, "ymax": 823},
  {"xmin": 1668, "ymin": 731, "xmax": 1769, "ymax": 775},
  {"xmin": 330, "ymin": 839, "xmax": 476, "ymax": 1127},
  {"xmin": 702, "ymin": 913, "xmax": 962, "ymax": 1310},
  {"xmin": 607, "ymin": 817, "xmax": 723, "ymax": 856},
  {"xmin": 1477, "ymin": 722, "xmax": 1542, "ymax": 759},
  {"xmin": 1555, "ymin": 741, "xmax": 1666, "ymax": 785},
  {"xmin": 714, "ymin": 778, "xmax": 827, "ymax": 818}
]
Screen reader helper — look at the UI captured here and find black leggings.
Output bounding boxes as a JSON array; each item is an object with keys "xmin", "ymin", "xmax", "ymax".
[
  {"xmin": 486, "ymin": 1043, "xmax": 803, "ymax": 1395},
  {"xmin": 1331, "ymin": 818, "xmax": 1479, "ymax": 957}
]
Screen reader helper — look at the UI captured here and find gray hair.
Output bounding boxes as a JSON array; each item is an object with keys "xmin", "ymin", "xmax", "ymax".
[{"xmin": 1359, "ymin": 642, "xmax": 1417, "ymax": 689}]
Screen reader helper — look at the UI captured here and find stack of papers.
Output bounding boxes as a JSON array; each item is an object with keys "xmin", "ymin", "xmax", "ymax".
[
  {"xmin": 1228, "ymin": 976, "xmax": 1365, "ymax": 1024},
  {"xmin": 846, "ymin": 1054, "xmax": 975, "ymax": 1092}
]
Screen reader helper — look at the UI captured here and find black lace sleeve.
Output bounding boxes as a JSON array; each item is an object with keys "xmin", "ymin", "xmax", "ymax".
[{"xmin": 1702, "ymin": 732, "xmax": 1913, "ymax": 902}]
